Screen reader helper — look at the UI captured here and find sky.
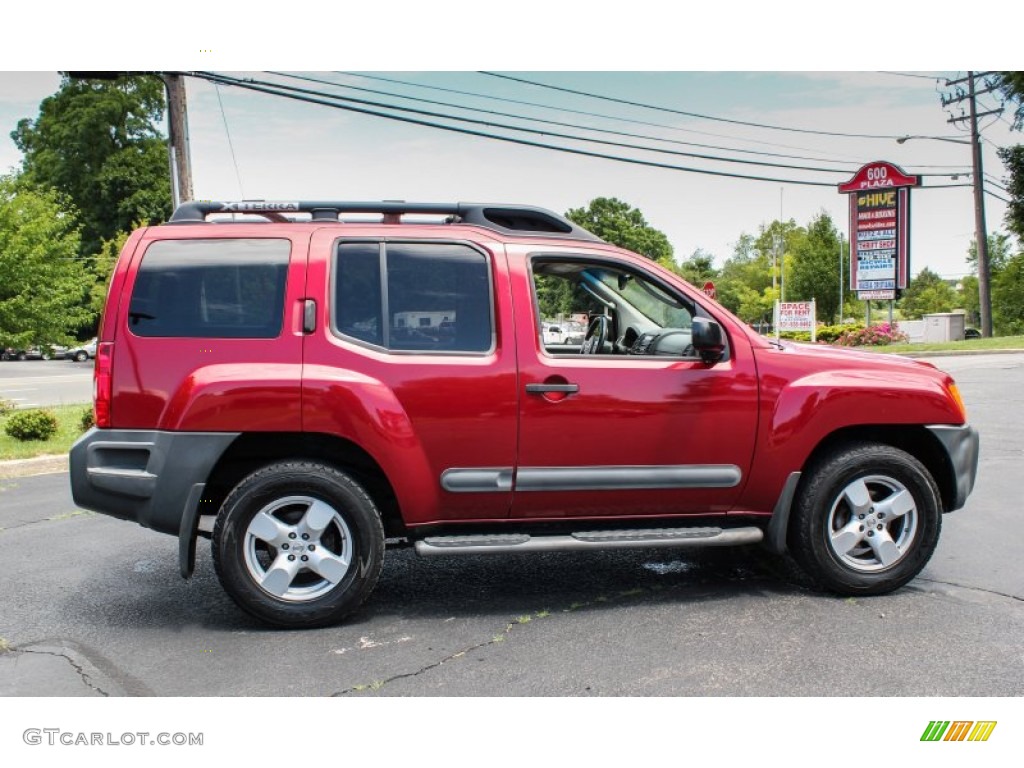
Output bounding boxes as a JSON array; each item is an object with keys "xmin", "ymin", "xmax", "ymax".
[
  {"xmin": 1, "ymin": 68, "xmax": 1017, "ymax": 287},
  {"xmin": 0, "ymin": 7, "xmax": 1019, "ymax": 290}
]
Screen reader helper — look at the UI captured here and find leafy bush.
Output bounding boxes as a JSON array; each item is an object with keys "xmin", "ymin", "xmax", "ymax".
[
  {"xmin": 835, "ymin": 323, "xmax": 909, "ymax": 347},
  {"xmin": 777, "ymin": 323, "xmax": 863, "ymax": 344},
  {"xmin": 4, "ymin": 408, "xmax": 59, "ymax": 441},
  {"xmin": 817, "ymin": 323, "xmax": 864, "ymax": 343},
  {"xmin": 80, "ymin": 407, "xmax": 95, "ymax": 431}
]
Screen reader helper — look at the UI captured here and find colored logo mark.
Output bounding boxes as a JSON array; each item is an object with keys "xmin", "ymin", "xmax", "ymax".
[{"xmin": 921, "ymin": 721, "xmax": 997, "ymax": 742}]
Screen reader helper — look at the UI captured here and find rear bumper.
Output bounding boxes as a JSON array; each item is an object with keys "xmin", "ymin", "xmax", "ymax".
[
  {"xmin": 69, "ymin": 429, "xmax": 238, "ymax": 536},
  {"xmin": 926, "ymin": 423, "xmax": 980, "ymax": 512}
]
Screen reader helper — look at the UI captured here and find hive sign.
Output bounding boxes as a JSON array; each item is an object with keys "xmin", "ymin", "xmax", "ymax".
[{"xmin": 838, "ymin": 162, "xmax": 919, "ymax": 301}]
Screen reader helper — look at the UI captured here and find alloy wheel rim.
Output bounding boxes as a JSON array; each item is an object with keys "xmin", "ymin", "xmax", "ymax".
[
  {"xmin": 826, "ymin": 475, "xmax": 918, "ymax": 572},
  {"xmin": 243, "ymin": 495, "xmax": 354, "ymax": 602}
]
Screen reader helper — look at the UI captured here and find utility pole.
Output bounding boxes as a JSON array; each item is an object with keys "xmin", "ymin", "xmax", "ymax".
[
  {"xmin": 162, "ymin": 74, "xmax": 194, "ymax": 207},
  {"xmin": 943, "ymin": 71, "xmax": 1002, "ymax": 337}
]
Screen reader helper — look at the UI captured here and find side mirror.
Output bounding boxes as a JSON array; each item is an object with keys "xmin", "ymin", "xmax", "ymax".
[{"xmin": 692, "ymin": 317, "xmax": 725, "ymax": 364}]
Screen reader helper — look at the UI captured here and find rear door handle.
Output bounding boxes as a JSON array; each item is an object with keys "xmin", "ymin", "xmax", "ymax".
[
  {"xmin": 525, "ymin": 383, "xmax": 580, "ymax": 394},
  {"xmin": 303, "ymin": 299, "xmax": 316, "ymax": 333}
]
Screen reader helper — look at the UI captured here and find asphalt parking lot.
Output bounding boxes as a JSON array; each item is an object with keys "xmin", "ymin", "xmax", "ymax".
[
  {"xmin": 0, "ymin": 359, "xmax": 92, "ymax": 408},
  {"xmin": 0, "ymin": 353, "xmax": 1021, "ymax": 697}
]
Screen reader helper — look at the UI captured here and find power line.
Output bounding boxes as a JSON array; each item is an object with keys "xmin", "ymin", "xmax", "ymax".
[
  {"xmin": 213, "ymin": 72, "xmax": 965, "ymax": 180},
  {"xmin": 189, "ymin": 72, "xmax": 977, "ymax": 191},
  {"xmin": 270, "ymin": 71, "xmax": 870, "ymax": 168},
  {"xmin": 334, "ymin": 71, "xmax": 879, "ymax": 160},
  {"xmin": 878, "ymin": 71, "xmax": 947, "ymax": 81},
  {"xmin": 214, "ymin": 83, "xmax": 244, "ymax": 198},
  {"xmin": 985, "ymin": 188, "xmax": 1010, "ymax": 204},
  {"xmin": 225, "ymin": 72, "xmax": 859, "ymax": 175},
  {"xmin": 276, "ymin": 72, "xmax": 968, "ymax": 173},
  {"xmin": 478, "ymin": 71, "xmax": 953, "ymax": 141},
  {"xmin": 190, "ymin": 72, "xmax": 842, "ymax": 188},
  {"xmin": 983, "ymin": 174, "xmax": 1009, "ymax": 193}
]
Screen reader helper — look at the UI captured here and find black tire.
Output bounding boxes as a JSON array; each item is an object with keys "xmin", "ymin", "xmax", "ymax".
[
  {"xmin": 789, "ymin": 442, "xmax": 941, "ymax": 596},
  {"xmin": 16, "ymin": 352, "xmax": 27, "ymax": 361},
  {"xmin": 74, "ymin": 351, "xmax": 88, "ymax": 362},
  {"xmin": 212, "ymin": 461, "xmax": 385, "ymax": 628}
]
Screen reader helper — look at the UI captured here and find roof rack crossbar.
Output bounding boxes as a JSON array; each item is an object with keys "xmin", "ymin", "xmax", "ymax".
[{"xmin": 167, "ymin": 200, "xmax": 602, "ymax": 242}]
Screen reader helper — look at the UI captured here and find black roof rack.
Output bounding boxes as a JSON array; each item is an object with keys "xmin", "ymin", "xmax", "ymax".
[{"xmin": 166, "ymin": 200, "xmax": 603, "ymax": 242}]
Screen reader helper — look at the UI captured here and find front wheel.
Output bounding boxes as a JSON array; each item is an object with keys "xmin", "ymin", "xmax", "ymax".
[
  {"xmin": 74, "ymin": 351, "xmax": 88, "ymax": 362},
  {"xmin": 213, "ymin": 461, "xmax": 385, "ymax": 628},
  {"xmin": 789, "ymin": 443, "xmax": 942, "ymax": 596}
]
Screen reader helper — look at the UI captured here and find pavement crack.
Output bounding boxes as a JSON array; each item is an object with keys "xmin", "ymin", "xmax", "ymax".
[
  {"xmin": 0, "ymin": 509, "xmax": 92, "ymax": 533},
  {"xmin": 15, "ymin": 648, "xmax": 111, "ymax": 697},
  {"xmin": 916, "ymin": 577, "xmax": 1024, "ymax": 603},
  {"xmin": 333, "ymin": 618, "xmax": 524, "ymax": 696}
]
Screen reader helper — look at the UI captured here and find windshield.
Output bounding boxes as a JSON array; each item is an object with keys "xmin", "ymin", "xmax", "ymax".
[{"xmin": 590, "ymin": 269, "xmax": 691, "ymax": 329}]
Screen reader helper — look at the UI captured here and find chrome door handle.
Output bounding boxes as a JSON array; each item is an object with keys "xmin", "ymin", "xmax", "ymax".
[{"xmin": 525, "ymin": 383, "xmax": 580, "ymax": 394}]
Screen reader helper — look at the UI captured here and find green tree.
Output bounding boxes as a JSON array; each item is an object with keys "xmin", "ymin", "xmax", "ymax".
[
  {"xmin": 997, "ymin": 145, "xmax": 1024, "ymax": 242},
  {"xmin": 967, "ymin": 232, "xmax": 1014, "ymax": 273},
  {"xmin": 565, "ymin": 197, "xmax": 673, "ymax": 265},
  {"xmin": 997, "ymin": 72, "xmax": 1024, "ymax": 130},
  {"xmin": 0, "ymin": 176, "xmax": 94, "ymax": 349},
  {"xmin": 754, "ymin": 218, "xmax": 804, "ymax": 296},
  {"xmin": 715, "ymin": 233, "xmax": 774, "ymax": 324},
  {"xmin": 11, "ymin": 74, "xmax": 171, "ymax": 258},
  {"xmin": 958, "ymin": 275, "xmax": 980, "ymax": 327},
  {"xmin": 899, "ymin": 268, "xmax": 958, "ymax": 319},
  {"xmin": 676, "ymin": 248, "xmax": 718, "ymax": 285},
  {"xmin": 993, "ymin": 252, "xmax": 1024, "ymax": 334},
  {"xmin": 788, "ymin": 211, "xmax": 844, "ymax": 323}
]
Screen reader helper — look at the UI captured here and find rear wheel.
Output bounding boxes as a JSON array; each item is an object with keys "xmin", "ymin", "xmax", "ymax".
[
  {"xmin": 74, "ymin": 351, "xmax": 88, "ymax": 362},
  {"xmin": 789, "ymin": 443, "xmax": 941, "ymax": 595},
  {"xmin": 213, "ymin": 461, "xmax": 385, "ymax": 628}
]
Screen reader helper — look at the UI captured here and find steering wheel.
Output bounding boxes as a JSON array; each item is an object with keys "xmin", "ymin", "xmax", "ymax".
[{"xmin": 580, "ymin": 315, "xmax": 609, "ymax": 354}]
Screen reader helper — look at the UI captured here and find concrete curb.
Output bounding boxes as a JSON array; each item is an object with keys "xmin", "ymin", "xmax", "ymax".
[{"xmin": 0, "ymin": 454, "xmax": 68, "ymax": 479}]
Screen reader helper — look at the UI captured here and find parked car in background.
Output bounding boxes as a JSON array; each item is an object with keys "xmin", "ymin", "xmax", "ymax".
[
  {"xmin": 964, "ymin": 328, "xmax": 981, "ymax": 340},
  {"xmin": 1, "ymin": 346, "xmax": 64, "ymax": 361},
  {"xmin": 66, "ymin": 338, "xmax": 98, "ymax": 362}
]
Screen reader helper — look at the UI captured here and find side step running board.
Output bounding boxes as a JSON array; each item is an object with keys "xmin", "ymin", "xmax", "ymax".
[{"xmin": 414, "ymin": 526, "xmax": 763, "ymax": 557}]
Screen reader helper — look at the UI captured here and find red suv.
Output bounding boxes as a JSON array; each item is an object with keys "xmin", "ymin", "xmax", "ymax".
[{"xmin": 70, "ymin": 200, "xmax": 979, "ymax": 628}]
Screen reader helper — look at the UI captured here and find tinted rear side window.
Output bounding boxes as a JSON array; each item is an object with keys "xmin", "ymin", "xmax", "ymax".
[
  {"xmin": 335, "ymin": 243, "xmax": 384, "ymax": 346},
  {"xmin": 333, "ymin": 241, "xmax": 492, "ymax": 353},
  {"xmin": 129, "ymin": 239, "xmax": 290, "ymax": 338}
]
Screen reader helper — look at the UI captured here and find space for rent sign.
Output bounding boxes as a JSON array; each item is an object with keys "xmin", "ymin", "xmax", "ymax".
[
  {"xmin": 776, "ymin": 300, "xmax": 816, "ymax": 340},
  {"xmin": 839, "ymin": 161, "xmax": 919, "ymax": 299}
]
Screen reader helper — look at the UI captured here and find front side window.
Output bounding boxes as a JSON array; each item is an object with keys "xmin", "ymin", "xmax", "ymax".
[
  {"xmin": 129, "ymin": 239, "xmax": 290, "ymax": 338},
  {"xmin": 532, "ymin": 257, "xmax": 698, "ymax": 357},
  {"xmin": 334, "ymin": 242, "xmax": 492, "ymax": 353}
]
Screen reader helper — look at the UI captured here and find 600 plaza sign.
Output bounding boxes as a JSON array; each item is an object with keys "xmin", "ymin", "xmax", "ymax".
[{"xmin": 838, "ymin": 162, "xmax": 919, "ymax": 300}]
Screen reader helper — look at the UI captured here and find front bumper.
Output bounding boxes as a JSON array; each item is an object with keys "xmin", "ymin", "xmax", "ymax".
[{"xmin": 926, "ymin": 423, "xmax": 980, "ymax": 512}]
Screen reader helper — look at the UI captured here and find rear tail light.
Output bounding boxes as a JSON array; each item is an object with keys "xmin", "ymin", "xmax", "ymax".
[{"xmin": 94, "ymin": 342, "xmax": 114, "ymax": 428}]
